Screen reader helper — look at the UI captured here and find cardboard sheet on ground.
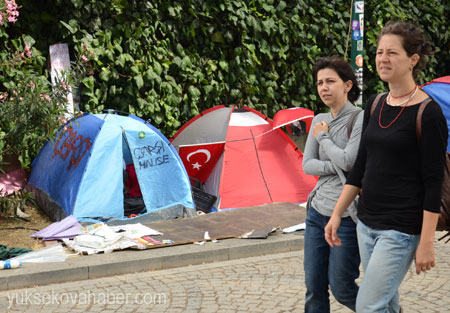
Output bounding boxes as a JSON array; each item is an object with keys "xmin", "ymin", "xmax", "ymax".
[
  {"xmin": 142, "ymin": 202, "xmax": 306, "ymax": 247},
  {"xmin": 241, "ymin": 227, "xmax": 278, "ymax": 239},
  {"xmin": 62, "ymin": 203, "xmax": 306, "ymax": 253}
]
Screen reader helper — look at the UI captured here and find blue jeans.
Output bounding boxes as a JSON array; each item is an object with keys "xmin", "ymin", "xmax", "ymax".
[
  {"xmin": 304, "ymin": 207, "xmax": 360, "ymax": 313},
  {"xmin": 356, "ymin": 221, "xmax": 420, "ymax": 313}
]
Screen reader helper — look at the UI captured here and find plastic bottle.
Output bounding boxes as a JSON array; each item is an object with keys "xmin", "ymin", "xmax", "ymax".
[{"xmin": 0, "ymin": 260, "xmax": 22, "ymax": 269}]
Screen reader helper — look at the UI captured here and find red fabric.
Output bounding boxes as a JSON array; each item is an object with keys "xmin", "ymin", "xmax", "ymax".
[
  {"xmin": 124, "ymin": 164, "xmax": 142, "ymax": 197},
  {"xmin": 272, "ymin": 108, "xmax": 314, "ymax": 133},
  {"xmin": 219, "ymin": 123, "xmax": 317, "ymax": 209},
  {"xmin": 421, "ymin": 75, "xmax": 450, "ymax": 87},
  {"xmin": 178, "ymin": 143, "xmax": 225, "ymax": 183}
]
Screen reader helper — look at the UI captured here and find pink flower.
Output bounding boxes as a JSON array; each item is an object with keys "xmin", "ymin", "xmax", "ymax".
[
  {"xmin": 24, "ymin": 45, "xmax": 32, "ymax": 57},
  {"xmin": 6, "ymin": 0, "xmax": 18, "ymax": 13},
  {"xmin": 29, "ymin": 82, "xmax": 35, "ymax": 89},
  {"xmin": 40, "ymin": 94, "xmax": 51, "ymax": 102},
  {"xmin": 5, "ymin": 0, "xmax": 19, "ymax": 23},
  {"xmin": 81, "ymin": 55, "xmax": 88, "ymax": 62},
  {"xmin": 6, "ymin": 1, "xmax": 15, "ymax": 9},
  {"xmin": 61, "ymin": 80, "xmax": 69, "ymax": 90}
]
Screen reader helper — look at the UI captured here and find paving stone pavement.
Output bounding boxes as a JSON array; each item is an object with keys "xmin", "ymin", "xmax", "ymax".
[{"xmin": 1, "ymin": 235, "xmax": 449, "ymax": 313}]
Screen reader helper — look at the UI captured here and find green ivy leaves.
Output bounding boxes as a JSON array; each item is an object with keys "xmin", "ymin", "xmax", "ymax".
[{"xmin": 3, "ymin": 0, "xmax": 449, "ymax": 138}]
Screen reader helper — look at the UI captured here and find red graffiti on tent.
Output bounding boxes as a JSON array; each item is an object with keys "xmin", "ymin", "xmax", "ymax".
[{"xmin": 52, "ymin": 127, "xmax": 93, "ymax": 169}]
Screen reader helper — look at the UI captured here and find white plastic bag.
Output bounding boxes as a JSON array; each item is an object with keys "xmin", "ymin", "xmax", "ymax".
[{"xmin": 8, "ymin": 243, "xmax": 67, "ymax": 263}]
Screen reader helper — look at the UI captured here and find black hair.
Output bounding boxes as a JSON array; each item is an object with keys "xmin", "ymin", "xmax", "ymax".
[
  {"xmin": 313, "ymin": 56, "xmax": 361, "ymax": 103},
  {"xmin": 378, "ymin": 21, "xmax": 433, "ymax": 79}
]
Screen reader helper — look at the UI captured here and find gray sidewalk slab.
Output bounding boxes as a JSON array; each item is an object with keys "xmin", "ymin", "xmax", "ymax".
[{"xmin": 0, "ymin": 232, "xmax": 304, "ymax": 291}]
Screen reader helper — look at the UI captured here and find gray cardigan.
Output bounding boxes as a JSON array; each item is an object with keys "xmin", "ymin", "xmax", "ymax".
[{"xmin": 302, "ymin": 101, "xmax": 363, "ymax": 222}]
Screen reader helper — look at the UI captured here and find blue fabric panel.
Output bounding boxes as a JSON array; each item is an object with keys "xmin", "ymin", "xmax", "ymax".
[
  {"xmin": 73, "ymin": 117, "xmax": 125, "ymax": 219},
  {"xmin": 28, "ymin": 114, "xmax": 103, "ymax": 216},
  {"xmin": 422, "ymin": 82, "xmax": 450, "ymax": 152},
  {"xmin": 124, "ymin": 129, "xmax": 194, "ymax": 212}
]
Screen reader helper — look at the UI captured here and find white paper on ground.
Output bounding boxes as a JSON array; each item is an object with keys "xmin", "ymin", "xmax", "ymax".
[
  {"xmin": 63, "ymin": 237, "xmax": 141, "ymax": 255},
  {"xmin": 109, "ymin": 223, "xmax": 163, "ymax": 239},
  {"xmin": 282, "ymin": 223, "xmax": 306, "ymax": 233}
]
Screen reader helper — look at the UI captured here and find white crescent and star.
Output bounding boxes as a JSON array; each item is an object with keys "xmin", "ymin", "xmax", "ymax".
[{"xmin": 186, "ymin": 149, "xmax": 211, "ymax": 170}]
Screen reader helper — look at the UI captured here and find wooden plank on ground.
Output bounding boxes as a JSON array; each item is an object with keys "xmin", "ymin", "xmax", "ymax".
[{"xmin": 142, "ymin": 202, "xmax": 306, "ymax": 246}]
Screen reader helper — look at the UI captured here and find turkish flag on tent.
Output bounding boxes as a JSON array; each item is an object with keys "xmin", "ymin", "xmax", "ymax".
[{"xmin": 178, "ymin": 143, "xmax": 225, "ymax": 183}]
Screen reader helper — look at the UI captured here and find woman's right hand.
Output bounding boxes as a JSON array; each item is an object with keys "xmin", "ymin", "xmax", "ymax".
[
  {"xmin": 313, "ymin": 121, "xmax": 328, "ymax": 137},
  {"xmin": 324, "ymin": 214, "xmax": 342, "ymax": 247}
]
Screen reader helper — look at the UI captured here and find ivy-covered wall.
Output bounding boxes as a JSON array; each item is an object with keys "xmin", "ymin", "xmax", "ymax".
[{"xmin": 4, "ymin": 0, "xmax": 450, "ymax": 136}]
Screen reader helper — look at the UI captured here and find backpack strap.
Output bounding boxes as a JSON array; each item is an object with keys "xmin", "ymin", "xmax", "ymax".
[
  {"xmin": 416, "ymin": 98, "xmax": 433, "ymax": 146},
  {"xmin": 416, "ymin": 98, "xmax": 450, "ymax": 236},
  {"xmin": 370, "ymin": 92, "xmax": 388, "ymax": 117},
  {"xmin": 346, "ymin": 109, "xmax": 362, "ymax": 139}
]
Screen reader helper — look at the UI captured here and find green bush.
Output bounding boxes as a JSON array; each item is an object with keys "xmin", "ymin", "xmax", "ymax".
[
  {"xmin": 3, "ymin": 0, "xmax": 450, "ymax": 140},
  {"xmin": 0, "ymin": 41, "xmax": 72, "ymax": 170},
  {"xmin": 0, "ymin": 1, "xmax": 88, "ymax": 172}
]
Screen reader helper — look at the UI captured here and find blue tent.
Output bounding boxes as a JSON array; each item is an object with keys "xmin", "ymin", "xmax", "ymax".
[
  {"xmin": 422, "ymin": 76, "xmax": 450, "ymax": 152},
  {"xmin": 28, "ymin": 112, "xmax": 195, "ymax": 223}
]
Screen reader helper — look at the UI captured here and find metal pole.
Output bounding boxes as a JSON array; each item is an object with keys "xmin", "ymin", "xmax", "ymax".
[{"xmin": 350, "ymin": 0, "xmax": 364, "ymax": 107}]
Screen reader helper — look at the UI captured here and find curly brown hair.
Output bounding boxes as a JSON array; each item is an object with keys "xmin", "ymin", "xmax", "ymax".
[{"xmin": 378, "ymin": 21, "xmax": 433, "ymax": 80}]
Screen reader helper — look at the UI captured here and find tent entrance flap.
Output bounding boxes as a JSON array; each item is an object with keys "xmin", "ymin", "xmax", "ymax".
[
  {"xmin": 124, "ymin": 129, "xmax": 194, "ymax": 213},
  {"xmin": 122, "ymin": 131, "xmax": 143, "ymax": 200}
]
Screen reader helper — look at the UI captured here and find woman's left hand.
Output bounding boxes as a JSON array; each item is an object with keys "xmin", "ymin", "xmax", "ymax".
[
  {"xmin": 414, "ymin": 240, "xmax": 436, "ymax": 275},
  {"xmin": 313, "ymin": 121, "xmax": 329, "ymax": 137}
]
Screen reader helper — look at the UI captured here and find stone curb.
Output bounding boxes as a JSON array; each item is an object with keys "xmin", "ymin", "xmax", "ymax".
[{"xmin": 0, "ymin": 233, "xmax": 304, "ymax": 291}]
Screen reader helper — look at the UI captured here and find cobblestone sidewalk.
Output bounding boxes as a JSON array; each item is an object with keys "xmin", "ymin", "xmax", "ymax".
[{"xmin": 1, "ymin": 234, "xmax": 449, "ymax": 312}]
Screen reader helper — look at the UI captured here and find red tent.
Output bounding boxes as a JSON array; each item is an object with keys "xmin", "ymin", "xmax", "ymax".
[{"xmin": 170, "ymin": 105, "xmax": 317, "ymax": 210}]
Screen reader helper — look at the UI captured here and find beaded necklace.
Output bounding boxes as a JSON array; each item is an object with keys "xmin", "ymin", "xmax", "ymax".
[
  {"xmin": 378, "ymin": 85, "xmax": 418, "ymax": 129},
  {"xmin": 386, "ymin": 85, "xmax": 417, "ymax": 106},
  {"xmin": 390, "ymin": 85, "xmax": 417, "ymax": 98}
]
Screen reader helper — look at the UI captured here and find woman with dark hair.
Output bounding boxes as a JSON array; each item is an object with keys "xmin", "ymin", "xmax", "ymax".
[
  {"xmin": 303, "ymin": 56, "xmax": 362, "ymax": 313},
  {"xmin": 325, "ymin": 21, "xmax": 448, "ymax": 313}
]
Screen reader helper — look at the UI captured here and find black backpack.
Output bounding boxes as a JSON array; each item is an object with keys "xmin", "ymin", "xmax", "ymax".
[{"xmin": 371, "ymin": 93, "xmax": 450, "ymax": 242}]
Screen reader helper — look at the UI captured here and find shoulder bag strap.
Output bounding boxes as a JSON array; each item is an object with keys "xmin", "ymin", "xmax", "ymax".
[
  {"xmin": 370, "ymin": 92, "xmax": 388, "ymax": 117},
  {"xmin": 346, "ymin": 109, "xmax": 362, "ymax": 139},
  {"xmin": 416, "ymin": 98, "xmax": 433, "ymax": 146}
]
